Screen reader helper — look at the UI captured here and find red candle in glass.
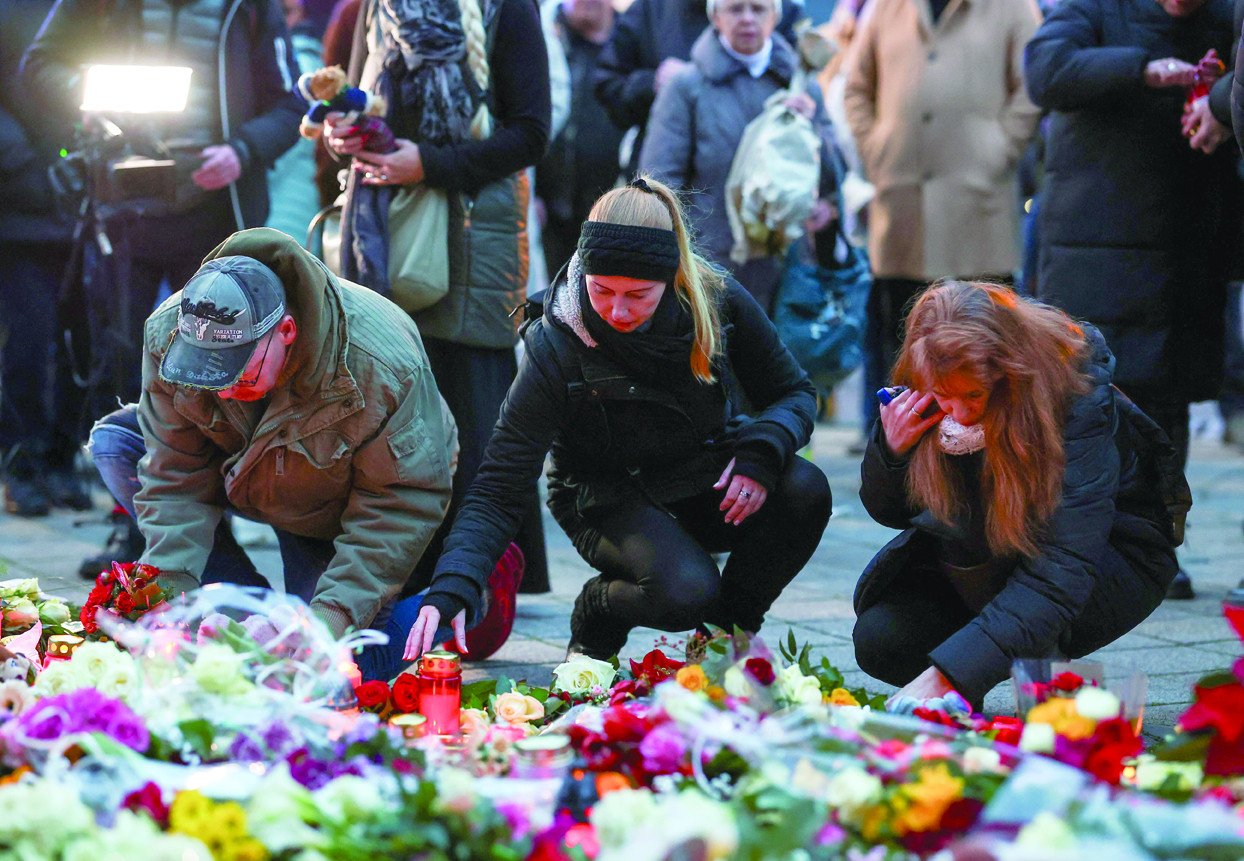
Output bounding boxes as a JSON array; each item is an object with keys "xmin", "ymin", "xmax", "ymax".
[{"xmin": 417, "ymin": 649, "xmax": 462, "ymax": 736}]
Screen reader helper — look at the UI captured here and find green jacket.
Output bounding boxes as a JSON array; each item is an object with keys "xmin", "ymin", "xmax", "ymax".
[{"xmin": 134, "ymin": 228, "xmax": 457, "ymax": 635}]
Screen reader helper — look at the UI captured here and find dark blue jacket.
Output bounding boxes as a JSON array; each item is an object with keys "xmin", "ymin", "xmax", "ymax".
[
  {"xmin": 856, "ymin": 328, "xmax": 1179, "ymax": 704},
  {"xmin": 21, "ymin": 0, "xmax": 303, "ymax": 230},
  {"xmin": 0, "ymin": 0, "xmax": 72, "ymax": 245},
  {"xmin": 1025, "ymin": 0, "xmax": 1242, "ymax": 401}
]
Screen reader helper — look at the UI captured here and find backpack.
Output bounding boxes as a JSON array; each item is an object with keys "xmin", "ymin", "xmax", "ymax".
[{"xmin": 1112, "ymin": 386, "xmax": 1193, "ymax": 547}]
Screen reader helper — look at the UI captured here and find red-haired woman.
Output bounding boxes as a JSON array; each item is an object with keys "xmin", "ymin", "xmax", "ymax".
[{"xmin": 854, "ymin": 281, "xmax": 1183, "ymax": 708}]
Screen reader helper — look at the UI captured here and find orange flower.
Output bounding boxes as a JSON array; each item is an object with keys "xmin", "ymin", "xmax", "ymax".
[
  {"xmin": 707, "ymin": 686, "xmax": 727, "ymax": 703},
  {"xmin": 827, "ymin": 688, "xmax": 860, "ymax": 707},
  {"xmin": 896, "ymin": 763, "xmax": 964, "ymax": 835},
  {"xmin": 676, "ymin": 664, "xmax": 708, "ymax": 692}
]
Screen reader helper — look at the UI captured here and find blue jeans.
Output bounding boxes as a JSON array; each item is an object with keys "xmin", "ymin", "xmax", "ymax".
[{"xmin": 88, "ymin": 404, "xmax": 450, "ymax": 681}]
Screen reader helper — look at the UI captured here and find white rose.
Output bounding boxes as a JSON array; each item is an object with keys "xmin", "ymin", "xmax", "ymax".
[
  {"xmin": 434, "ymin": 767, "xmax": 477, "ymax": 814},
  {"xmin": 591, "ymin": 788, "xmax": 658, "ymax": 848},
  {"xmin": 962, "ymin": 746, "xmax": 1004, "ymax": 776},
  {"xmin": 493, "ymin": 691, "xmax": 545, "ymax": 725},
  {"xmin": 1019, "ymin": 722, "xmax": 1056, "ymax": 754},
  {"xmin": 73, "ymin": 641, "xmax": 129, "ymax": 678},
  {"xmin": 247, "ymin": 767, "xmax": 320, "ymax": 852},
  {"xmin": 551, "ymin": 655, "xmax": 616, "ymax": 695},
  {"xmin": 823, "ymin": 766, "xmax": 883, "ymax": 822},
  {"xmin": 776, "ymin": 665, "xmax": 823, "ymax": 707},
  {"xmin": 1074, "ymin": 686, "xmax": 1121, "ymax": 721},
  {"xmin": 33, "ymin": 660, "xmax": 84, "ymax": 697},
  {"xmin": 722, "ymin": 666, "xmax": 751, "ymax": 698},
  {"xmin": 0, "ymin": 681, "xmax": 33, "ymax": 716},
  {"xmin": 316, "ymin": 775, "xmax": 385, "ymax": 820},
  {"xmin": 38, "ymin": 600, "xmax": 71, "ymax": 627},
  {"xmin": 0, "ymin": 579, "xmax": 39, "ymax": 600}
]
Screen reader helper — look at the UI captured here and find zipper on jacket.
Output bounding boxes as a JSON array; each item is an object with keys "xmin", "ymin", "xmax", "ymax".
[{"xmin": 275, "ymin": 447, "xmax": 285, "ymax": 476}]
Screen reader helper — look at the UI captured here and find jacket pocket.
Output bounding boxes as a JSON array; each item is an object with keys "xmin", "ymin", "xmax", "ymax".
[{"xmin": 387, "ymin": 414, "xmax": 450, "ymax": 488}]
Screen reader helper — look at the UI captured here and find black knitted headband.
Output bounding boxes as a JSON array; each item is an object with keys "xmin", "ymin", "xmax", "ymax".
[{"xmin": 577, "ymin": 221, "xmax": 680, "ymax": 283}]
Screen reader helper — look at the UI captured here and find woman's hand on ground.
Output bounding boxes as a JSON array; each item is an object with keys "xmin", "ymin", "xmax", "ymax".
[
  {"xmin": 403, "ymin": 604, "xmax": 467, "ymax": 661},
  {"xmin": 1144, "ymin": 57, "xmax": 1196, "ymax": 88},
  {"xmin": 886, "ymin": 665, "xmax": 955, "ymax": 710},
  {"xmin": 354, "ymin": 139, "xmax": 424, "ymax": 186},
  {"xmin": 324, "ymin": 112, "xmax": 366, "ymax": 156},
  {"xmin": 713, "ymin": 457, "xmax": 768, "ymax": 525},
  {"xmin": 879, "ymin": 387, "xmax": 943, "ymax": 458}
]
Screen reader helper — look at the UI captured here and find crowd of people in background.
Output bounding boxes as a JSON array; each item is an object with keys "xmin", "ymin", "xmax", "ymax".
[{"xmin": 2, "ymin": 0, "xmax": 1243, "ymax": 694}]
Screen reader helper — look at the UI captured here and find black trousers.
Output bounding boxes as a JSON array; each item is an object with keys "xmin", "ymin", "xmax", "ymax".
[
  {"xmin": 568, "ymin": 457, "xmax": 831, "ymax": 639},
  {"xmin": 852, "ymin": 541, "xmax": 1171, "ymax": 706}
]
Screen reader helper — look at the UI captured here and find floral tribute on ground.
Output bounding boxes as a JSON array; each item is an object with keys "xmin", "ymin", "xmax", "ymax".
[{"xmin": 0, "ymin": 580, "xmax": 1240, "ymax": 860}]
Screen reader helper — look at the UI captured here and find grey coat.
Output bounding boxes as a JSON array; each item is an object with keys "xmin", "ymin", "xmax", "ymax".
[{"xmin": 639, "ymin": 29, "xmax": 833, "ymax": 312}]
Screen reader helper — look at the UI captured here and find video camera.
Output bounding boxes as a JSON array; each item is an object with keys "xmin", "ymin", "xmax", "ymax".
[{"xmin": 49, "ymin": 64, "xmax": 192, "ymax": 212}]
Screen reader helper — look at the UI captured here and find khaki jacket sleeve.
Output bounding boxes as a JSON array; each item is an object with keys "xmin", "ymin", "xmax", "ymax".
[
  {"xmin": 841, "ymin": 6, "xmax": 880, "ymax": 172},
  {"xmin": 1000, "ymin": 0, "xmax": 1043, "ymax": 165},
  {"xmin": 133, "ymin": 345, "xmax": 227, "ymax": 587},
  {"xmin": 309, "ymin": 364, "xmax": 454, "ymax": 634}
]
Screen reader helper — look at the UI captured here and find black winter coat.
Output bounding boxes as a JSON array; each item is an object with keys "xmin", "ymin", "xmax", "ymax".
[
  {"xmin": 21, "ymin": 0, "xmax": 303, "ymax": 231},
  {"xmin": 1025, "ymin": 0, "xmax": 1242, "ymax": 401},
  {"xmin": 428, "ymin": 276, "xmax": 817, "ymax": 622},
  {"xmin": 0, "ymin": 0, "xmax": 72, "ymax": 245},
  {"xmin": 856, "ymin": 328, "xmax": 1178, "ymax": 704}
]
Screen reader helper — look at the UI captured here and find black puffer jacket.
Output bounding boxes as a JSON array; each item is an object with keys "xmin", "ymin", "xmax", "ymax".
[
  {"xmin": 855, "ymin": 327, "xmax": 1179, "ymax": 704},
  {"xmin": 427, "ymin": 274, "xmax": 817, "ymax": 622},
  {"xmin": 1025, "ymin": 0, "xmax": 1241, "ymax": 401}
]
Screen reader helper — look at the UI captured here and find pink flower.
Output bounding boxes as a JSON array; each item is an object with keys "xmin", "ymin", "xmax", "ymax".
[
  {"xmin": 918, "ymin": 739, "xmax": 954, "ymax": 760},
  {"xmin": 638, "ymin": 722, "xmax": 687, "ymax": 774}
]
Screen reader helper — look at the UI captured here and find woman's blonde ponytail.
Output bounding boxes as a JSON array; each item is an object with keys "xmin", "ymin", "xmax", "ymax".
[{"xmin": 459, "ymin": 0, "xmax": 492, "ymax": 139}]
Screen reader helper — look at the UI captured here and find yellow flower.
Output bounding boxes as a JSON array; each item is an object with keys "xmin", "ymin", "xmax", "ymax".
[
  {"xmin": 210, "ymin": 801, "xmax": 249, "ymax": 840},
  {"xmin": 859, "ymin": 804, "xmax": 889, "ymax": 842},
  {"xmin": 223, "ymin": 837, "xmax": 270, "ymax": 861},
  {"xmin": 827, "ymin": 688, "xmax": 860, "ymax": 707},
  {"xmin": 676, "ymin": 665, "xmax": 708, "ymax": 692},
  {"xmin": 1058, "ymin": 714, "xmax": 1097, "ymax": 741},
  {"xmin": 1027, "ymin": 697, "xmax": 1097, "ymax": 739},
  {"xmin": 706, "ymin": 686, "xmax": 727, "ymax": 703},
  {"xmin": 170, "ymin": 790, "xmax": 213, "ymax": 833},
  {"xmin": 896, "ymin": 763, "xmax": 964, "ymax": 834}
]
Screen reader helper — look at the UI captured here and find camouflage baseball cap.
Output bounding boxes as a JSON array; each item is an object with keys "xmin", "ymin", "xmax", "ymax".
[{"xmin": 159, "ymin": 256, "xmax": 287, "ymax": 390}]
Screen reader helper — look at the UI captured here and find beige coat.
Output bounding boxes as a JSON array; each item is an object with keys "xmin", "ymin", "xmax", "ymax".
[{"xmin": 843, "ymin": 0, "xmax": 1041, "ymax": 280}]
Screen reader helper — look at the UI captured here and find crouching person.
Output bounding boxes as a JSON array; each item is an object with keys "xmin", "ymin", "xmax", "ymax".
[
  {"xmin": 405, "ymin": 177, "xmax": 832, "ymax": 663},
  {"xmin": 853, "ymin": 281, "xmax": 1185, "ymax": 709},
  {"xmin": 88, "ymin": 229, "xmax": 461, "ymax": 680}
]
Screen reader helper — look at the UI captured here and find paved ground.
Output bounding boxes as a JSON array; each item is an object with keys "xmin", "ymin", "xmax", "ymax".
[{"xmin": 3, "ymin": 421, "xmax": 1241, "ymax": 741}]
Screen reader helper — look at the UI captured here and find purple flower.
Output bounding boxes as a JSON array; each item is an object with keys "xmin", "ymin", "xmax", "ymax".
[
  {"xmin": 230, "ymin": 733, "xmax": 266, "ymax": 763},
  {"xmin": 638, "ymin": 723, "xmax": 687, "ymax": 774},
  {"xmin": 287, "ymin": 748, "xmax": 336, "ymax": 790},
  {"xmin": 260, "ymin": 720, "xmax": 297, "ymax": 755},
  {"xmin": 494, "ymin": 800, "xmax": 531, "ymax": 841},
  {"xmin": 20, "ymin": 705, "xmax": 70, "ymax": 741},
  {"xmin": 105, "ymin": 713, "xmax": 150, "ymax": 752},
  {"xmin": 816, "ymin": 823, "xmax": 847, "ymax": 846}
]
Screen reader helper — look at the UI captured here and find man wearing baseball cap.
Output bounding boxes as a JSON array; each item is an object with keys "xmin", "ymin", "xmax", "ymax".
[{"xmin": 87, "ymin": 228, "xmax": 462, "ymax": 679}]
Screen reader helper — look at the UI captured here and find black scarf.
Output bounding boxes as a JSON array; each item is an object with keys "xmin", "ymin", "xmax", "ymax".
[{"xmin": 577, "ymin": 272, "xmax": 698, "ymax": 385}]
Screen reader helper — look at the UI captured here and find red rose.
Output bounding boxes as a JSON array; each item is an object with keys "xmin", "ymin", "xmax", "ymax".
[
  {"xmin": 628, "ymin": 649, "xmax": 684, "ymax": 686},
  {"xmin": 1092, "ymin": 718, "xmax": 1140, "ymax": 752},
  {"xmin": 390, "ymin": 673, "xmax": 420, "ymax": 712},
  {"xmin": 1205, "ymin": 735, "xmax": 1244, "ymax": 777},
  {"xmin": 939, "ymin": 797, "xmax": 984, "ymax": 833},
  {"xmin": 87, "ymin": 582, "xmax": 113, "ymax": 607},
  {"xmin": 1084, "ymin": 743, "xmax": 1132, "ymax": 784},
  {"xmin": 913, "ymin": 707, "xmax": 960, "ymax": 729},
  {"xmin": 600, "ymin": 704, "xmax": 650, "ymax": 743},
  {"xmin": 79, "ymin": 605, "xmax": 98, "ymax": 634},
  {"xmin": 1051, "ymin": 672, "xmax": 1085, "ymax": 692},
  {"xmin": 122, "ymin": 781, "xmax": 170, "ymax": 828},
  {"xmin": 744, "ymin": 657, "xmax": 776, "ymax": 687},
  {"xmin": 354, "ymin": 680, "xmax": 391, "ymax": 711},
  {"xmin": 988, "ymin": 716, "xmax": 1025, "ymax": 748},
  {"xmin": 115, "ymin": 592, "xmax": 136, "ymax": 615}
]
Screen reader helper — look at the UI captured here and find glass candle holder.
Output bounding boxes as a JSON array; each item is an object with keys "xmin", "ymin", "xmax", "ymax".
[
  {"xmin": 417, "ymin": 650, "xmax": 462, "ymax": 736},
  {"xmin": 512, "ymin": 733, "xmax": 574, "ymax": 781}
]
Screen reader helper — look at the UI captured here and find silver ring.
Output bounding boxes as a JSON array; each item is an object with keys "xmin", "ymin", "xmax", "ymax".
[
  {"xmin": 741, "ymin": 490, "xmax": 751, "ymax": 498},
  {"xmin": 380, "ymin": 173, "xmax": 389, "ymax": 182},
  {"xmin": 1167, "ymin": 61, "xmax": 1176, "ymax": 72},
  {"xmin": 910, "ymin": 406, "xmax": 919, "ymax": 415}
]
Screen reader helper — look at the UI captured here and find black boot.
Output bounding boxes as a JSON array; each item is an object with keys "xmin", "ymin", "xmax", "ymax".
[
  {"xmin": 1165, "ymin": 568, "xmax": 1195, "ymax": 601},
  {"xmin": 43, "ymin": 467, "xmax": 93, "ymax": 511},
  {"xmin": 567, "ymin": 575, "xmax": 631, "ymax": 660},
  {"xmin": 78, "ymin": 510, "xmax": 145, "ymax": 580},
  {"xmin": 2, "ymin": 444, "xmax": 51, "ymax": 517}
]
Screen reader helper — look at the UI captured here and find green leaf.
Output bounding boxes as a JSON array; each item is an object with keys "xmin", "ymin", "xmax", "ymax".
[{"xmin": 177, "ymin": 718, "xmax": 220, "ymax": 761}]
